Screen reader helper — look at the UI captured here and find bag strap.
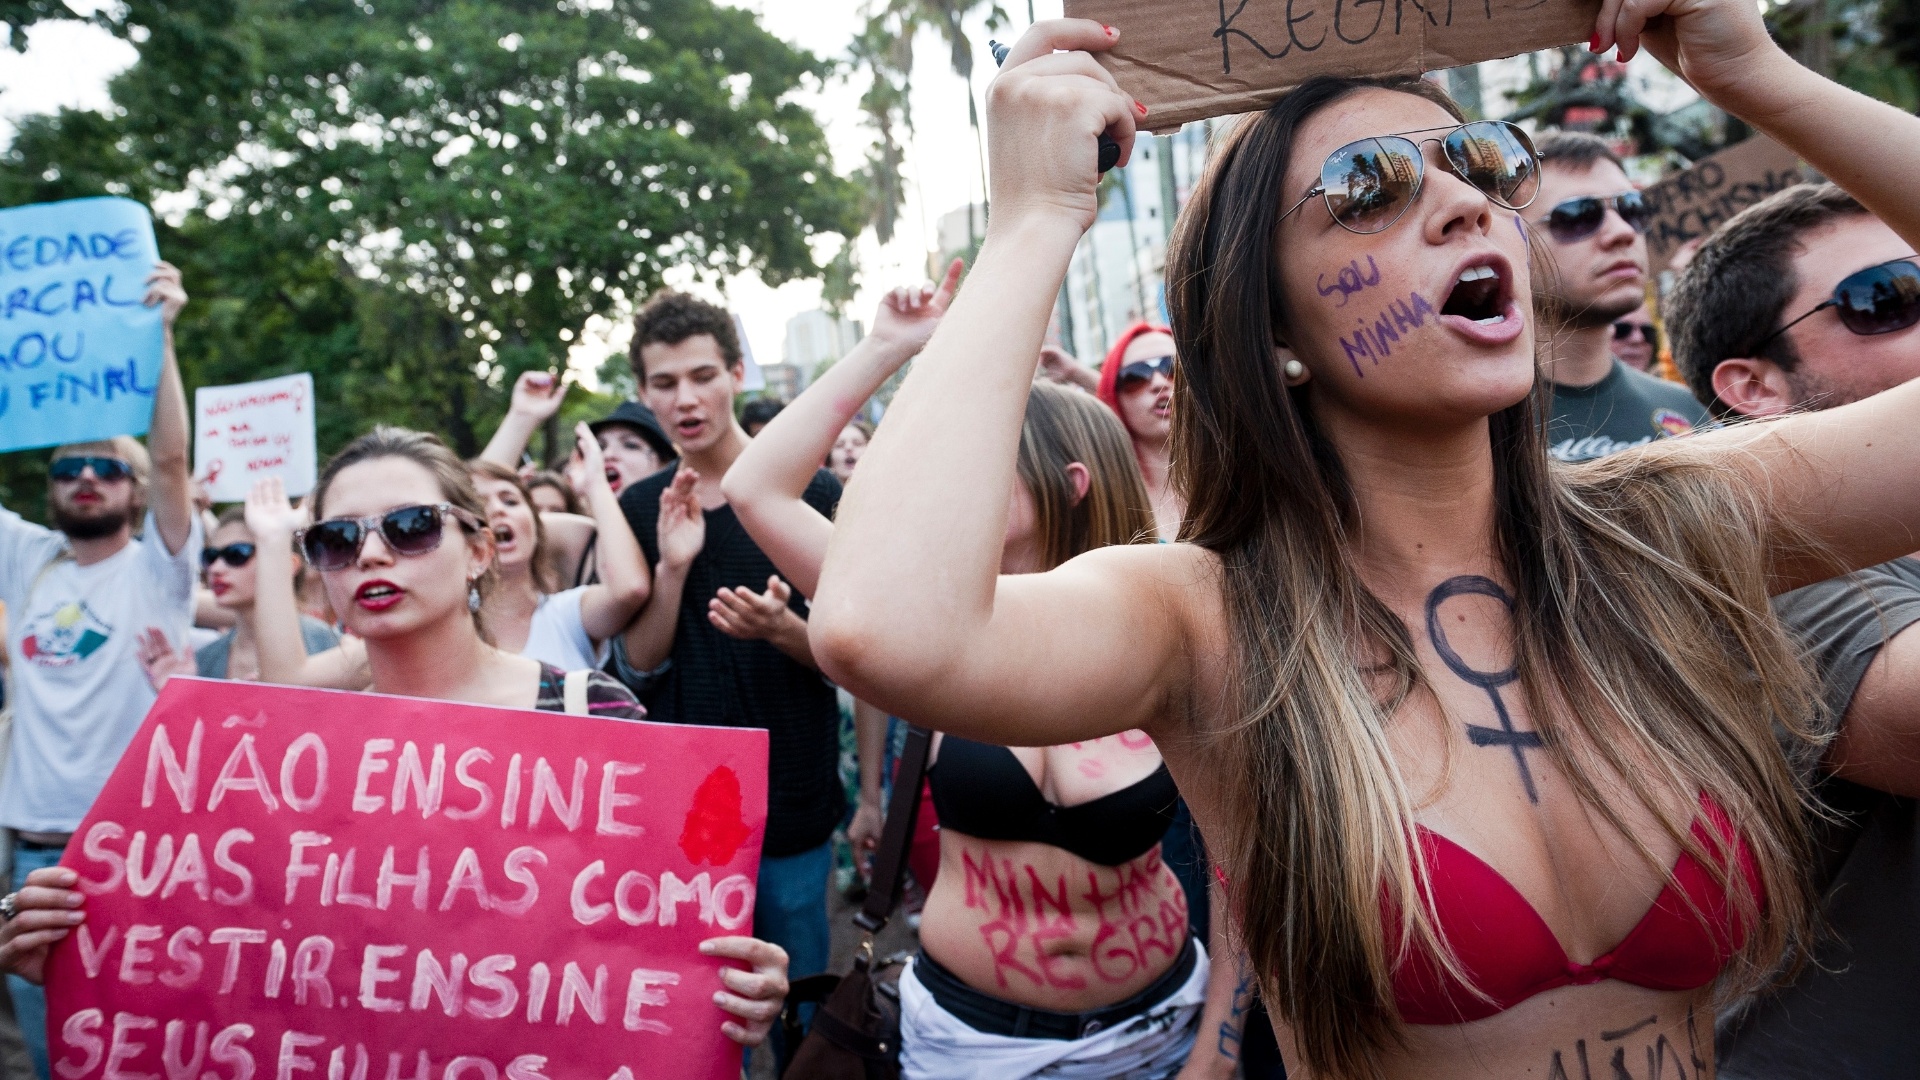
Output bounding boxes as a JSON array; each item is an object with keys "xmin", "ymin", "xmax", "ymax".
[
  {"xmin": 562, "ymin": 669, "xmax": 590, "ymax": 716},
  {"xmin": 855, "ymin": 725, "xmax": 932, "ymax": 934}
]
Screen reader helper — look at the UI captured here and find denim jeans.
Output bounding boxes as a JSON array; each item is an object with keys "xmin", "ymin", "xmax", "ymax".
[
  {"xmin": 751, "ymin": 840, "xmax": 832, "ymax": 1071},
  {"xmin": 8, "ymin": 842, "xmax": 62, "ymax": 1080}
]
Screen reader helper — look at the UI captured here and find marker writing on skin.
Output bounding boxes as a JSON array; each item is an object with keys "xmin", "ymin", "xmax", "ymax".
[{"xmin": 989, "ymin": 39, "xmax": 1122, "ymax": 173}]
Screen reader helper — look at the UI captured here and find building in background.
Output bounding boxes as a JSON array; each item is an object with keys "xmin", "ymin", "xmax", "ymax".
[{"xmin": 774, "ymin": 308, "xmax": 864, "ymax": 401}]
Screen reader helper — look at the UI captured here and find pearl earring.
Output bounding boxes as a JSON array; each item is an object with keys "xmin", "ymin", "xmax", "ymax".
[{"xmin": 1283, "ymin": 359, "xmax": 1306, "ymax": 381}]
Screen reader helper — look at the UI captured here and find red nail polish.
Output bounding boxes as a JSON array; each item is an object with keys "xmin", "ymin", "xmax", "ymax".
[
  {"xmin": 1588, "ymin": 32, "xmax": 1601, "ymax": 51},
  {"xmin": 1135, "ymin": 100, "xmax": 1149, "ymax": 116},
  {"xmin": 1104, "ymin": 24, "xmax": 1118, "ymax": 37}
]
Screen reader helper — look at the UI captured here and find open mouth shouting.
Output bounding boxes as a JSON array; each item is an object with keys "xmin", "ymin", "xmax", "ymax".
[
  {"xmin": 354, "ymin": 579, "xmax": 405, "ymax": 611},
  {"xmin": 1439, "ymin": 255, "xmax": 1523, "ymax": 345}
]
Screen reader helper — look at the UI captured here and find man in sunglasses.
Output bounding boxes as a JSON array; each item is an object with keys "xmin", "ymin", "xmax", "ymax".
[
  {"xmin": 1525, "ymin": 132, "xmax": 1709, "ymax": 462},
  {"xmin": 1668, "ymin": 183, "xmax": 1920, "ymax": 1080},
  {"xmin": 0, "ymin": 262, "xmax": 199, "ymax": 1075},
  {"xmin": 1610, "ymin": 302, "xmax": 1659, "ymax": 373}
]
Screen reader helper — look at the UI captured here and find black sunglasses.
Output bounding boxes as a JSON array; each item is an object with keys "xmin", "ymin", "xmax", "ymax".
[
  {"xmin": 1280, "ymin": 121, "xmax": 1540, "ymax": 235},
  {"xmin": 296, "ymin": 503, "xmax": 480, "ymax": 571},
  {"xmin": 1612, "ymin": 321, "xmax": 1659, "ymax": 347},
  {"xmin": 1541, "ymin": 192, "xmax": 1653, "ymax": 244},
  {"xmin": 1117, "ymin": 355, "xmax": 1174, "ymax": 388},
  {"xmin": 49, "ymin": 456, "xmax": 134, "ymax": 483},
  {"xmin": 200, "ymin": 543, "xmax": 257, "ymax": 570},
  {"xmin": 1758, "ymin": 256, "xmax": 1920, "ymax": 349}
]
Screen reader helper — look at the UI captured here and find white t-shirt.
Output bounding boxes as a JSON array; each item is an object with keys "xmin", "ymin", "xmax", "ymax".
[
  {"xmin": 521, "ymin": 586, "xmax": 599, "ymax": 671},
  {"xmin": 0, "ymin": 506, "xmax": 202, "ymax": 833}
]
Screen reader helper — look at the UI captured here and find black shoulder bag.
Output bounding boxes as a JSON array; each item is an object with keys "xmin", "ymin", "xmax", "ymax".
[{"xmin": 779, "ymin": 725, "xmax": 931, "ymax": 1079}]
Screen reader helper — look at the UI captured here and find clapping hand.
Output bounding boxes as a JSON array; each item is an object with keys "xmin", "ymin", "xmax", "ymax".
[
  {"xmin": 708, "ymin": 575, "xmax": 796, "ymax": 641},
  {"xmin": 657, "ymin": 468, "xmax": 706, "ymax": 571},
  {"xmin": 244, "ymin": 476, "xmax": 308, "ymax": 543},
  {"xmin": 135, "ymin": 627, "xmax": 195, "ymax": 692},
  {"xmin": 574, "ymin": 421, "xmax": 609, "ymax": 493}
]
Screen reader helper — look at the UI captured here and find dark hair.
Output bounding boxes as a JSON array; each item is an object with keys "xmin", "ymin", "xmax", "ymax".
[
  {"xmin": 628, "ymin": 290, "xmax": 742, "ymax": 379},
  {"xmin": 214, "ymin": 505, "xmax": 249, "ymax": 529},
  {"xmin": 523, "ymin": 470, "xmax": 582, "ymax": 515},
  {"xmin": 311, "ymin": 426, "xmax": 496, "ymax": 634},
  {"xmin": 741, "ymin": 397, "xmax": 786, "ymax": 433},
  {"xmin": 1167, "ymin": 74, "xmax": 1816, "ymax": 1078},
  {"xmin": 1533, "ymin": 129, "xmax": 1625, "ymax": 172},
  {"xmin": 469, "ymin": 459, "xmax": 556, "ymax": 593},
  {"xmin": 1667, "ymin": 183, "xmax": 1869, "ymax": 416}
]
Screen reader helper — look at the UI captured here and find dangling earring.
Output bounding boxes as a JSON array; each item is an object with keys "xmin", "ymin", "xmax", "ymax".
[
  {"xmin": 468, "ymin": 577, "xmax": 482, "ymax": 613},
  {"xmin": 1283, "ymin": 359, "xmax": 1306, "ymax": 381}
]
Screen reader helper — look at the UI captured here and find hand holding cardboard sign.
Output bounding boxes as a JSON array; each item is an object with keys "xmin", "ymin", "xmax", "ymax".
[
  {"xmin": 985, "ymin": 20, "xmax": 1140, "ymax": 236},
  {"xmin": 0, "ymin": 866, "xmax": 85, "ymax": 985},
  {"xmin": 699, "ymin": 936, "xmax": 790, "ymax": 1047},
  {"xmin": 143, "ymin": 261, "xmax": 187, "ymax": 328},
  {"xmin": 1595, "ymin": 0, "xmax": 1784, "ymax": 99}
]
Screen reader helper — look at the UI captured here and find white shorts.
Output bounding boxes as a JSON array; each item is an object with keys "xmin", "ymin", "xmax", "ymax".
[{"xmin": 897, "ymin": 942, "xmax": 1209, "ymax": 1080}]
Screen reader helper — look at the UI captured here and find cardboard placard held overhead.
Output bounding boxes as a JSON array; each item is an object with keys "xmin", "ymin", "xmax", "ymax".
[
  {"xmin": 1641, "ymin": 135, "xmax": 1806, "ymax": 273},
  {"xmin": 1064, "ymin": 0, "xmax": 1602, "ymax": 132}
]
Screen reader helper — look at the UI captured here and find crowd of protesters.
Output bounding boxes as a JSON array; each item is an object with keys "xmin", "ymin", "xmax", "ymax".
[{"xmin": 0, "ymin": 0, "xmax": 1918, "ymax": 1076}]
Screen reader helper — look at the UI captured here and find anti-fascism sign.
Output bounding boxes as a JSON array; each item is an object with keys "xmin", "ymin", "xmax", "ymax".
[
  {"xmin": 1064, "ymin": 0, "xmax": 1601, "ymax": 132},
  {"xmin": 0, "ymin": 197, "xmax": 164, "ymax": 453},
  {"xmin": 1642, "ymin": 135, "xmax": 1806, "ymax": 273},
  {"xmin": 194, "ymin": 373, "xmax": 319, "ymax": 502},
  {"xmin": 47, "ymin": 679, "xmax": 769, "ymax": 1080}
]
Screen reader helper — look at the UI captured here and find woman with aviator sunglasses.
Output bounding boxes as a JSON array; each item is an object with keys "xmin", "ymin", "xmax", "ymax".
[
  {"xmin": 810, "ymin": 1, "xmax": 1920, "ymax": 1078},
  {"xmin": 1097, "ymin": 322, "xmax": 1185, "ymax": 541}
]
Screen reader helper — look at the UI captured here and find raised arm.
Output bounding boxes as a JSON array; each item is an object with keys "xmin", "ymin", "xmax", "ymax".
[
  {"xmin": 619, "ymin": 468, "xmax": 704, "ymax": 671},
  {"xmin": 569, "ymin": 422, "xmax": 650, "ymax": 639},
  {"xmin": 479, "ymin": 371, "xmax": 565, "ymax": 469},
  {"xmin": 810, "ymin": 21, "xmax": 1193, "ymax": 747},
  {"xmin": 1598, "ymin": 0, "xmax": 1920, "ymax": 587},
  {"xmin": 144, "ymin": 262, "xmax": 195, "ymax": 556},
  {"xmin": 721, "ymin": 260, "xmax": 962, "ymax": 597},
  {"xmin": 247, "ymin": 477, "xmax": 371, "ymax": 689}
]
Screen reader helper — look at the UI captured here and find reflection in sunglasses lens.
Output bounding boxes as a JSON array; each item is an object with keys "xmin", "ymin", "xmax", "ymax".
[
  {"xmin": 1836, "ymin": 261, "xmax": 1920, "ymax": 335},
  {"xmin": 1327, "ymin": 139, "xmax": 1420, "ymax": 233},
  {"xmin": 384, "ymin": 506, "xmax": 444, "ymax": 553}
]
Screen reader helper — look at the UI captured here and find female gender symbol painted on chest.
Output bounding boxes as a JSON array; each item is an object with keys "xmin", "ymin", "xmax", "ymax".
[{"xmin": 1424, "ymin": 575, "xmax": 1545, "ymax": 804}]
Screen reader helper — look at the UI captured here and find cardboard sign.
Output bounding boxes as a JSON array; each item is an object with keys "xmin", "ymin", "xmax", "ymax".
[
  {"xmin": 1642, "ymin": 135, "xmax": 1806, "ymax": 273},
  {"xmin": 1064, "ymin": 0, "xmax": 1602, "ymax": 132},
  {"xmin": 195, "ymin": 373, "xmax": 319, "ymax": 502},
  {"xmin": 47, "ymin": 679, "xmax": 769, "ymax": 1080},
  {"xmin": 0, "ymin": 197, "xmax": 165, "ymax": 453}
]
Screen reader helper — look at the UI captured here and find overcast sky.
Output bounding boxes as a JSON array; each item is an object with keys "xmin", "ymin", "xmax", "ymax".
[{"xmin": 0, "ymin": 0, "xmax": 1066, "ymax": 380}]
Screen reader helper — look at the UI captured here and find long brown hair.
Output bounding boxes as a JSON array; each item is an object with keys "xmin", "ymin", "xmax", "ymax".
[
  {"xmin": 1018, "ymin": 381, "xmax": 1156, "ymax": 569},
  {"xmin": 1165, "ymin": 76, "xmax": 1820, "ymax": 1077},
  {"xmin": 468, "ymin": 459, "xmax": 556, "ymax": 593}
]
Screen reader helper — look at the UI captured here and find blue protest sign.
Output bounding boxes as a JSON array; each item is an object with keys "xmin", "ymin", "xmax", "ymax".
[{"xmin": 0, "ymin": 196, "xmax": 164, "ymax": 453}]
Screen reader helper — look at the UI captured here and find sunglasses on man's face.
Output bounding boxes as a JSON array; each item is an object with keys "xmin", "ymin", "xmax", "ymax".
[
  {"xmin": 1612, "ymin": 321, "xmax": 1658, "ymax": 347},
  {"xmin": 200, "ymin": 543, "xmax": 257, "ymax": 570},
  {"xmin": 1116, "ymin": 355, "xmax": 1175, "ymax": 389},
  {"xmin": 1280, "ymin": 121, "xmax": 1540, "ymax": 235},
  {"xmin": 296, "ymin": 503, "xmax": 479, "ymax": 572},
  {"xmin": 1541, "ymin": 192, "xmax": 1654, "ymax": 244},
  {"xmin": 1759, "ymin": 256, "xmax": 1920, "ymax": 348},
  {"xmin": 49, "ymin": 456, "xmax": 134, "ymax": 483}
]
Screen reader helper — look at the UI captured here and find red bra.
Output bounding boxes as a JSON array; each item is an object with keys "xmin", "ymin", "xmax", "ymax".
[{"xmin": 1390, "ymin": 794, "xmax": 1761, "ymax": 1025}]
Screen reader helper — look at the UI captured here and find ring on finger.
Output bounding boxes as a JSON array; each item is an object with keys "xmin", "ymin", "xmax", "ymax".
[{"xmin": 0, "ymin": 893, "xmax": 17, "ymax": 921}]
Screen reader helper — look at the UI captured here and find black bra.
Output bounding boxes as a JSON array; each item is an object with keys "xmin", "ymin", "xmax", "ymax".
[{"xmin": 928, "ymin": 735, "xmax": 1180, "ymax": 866}]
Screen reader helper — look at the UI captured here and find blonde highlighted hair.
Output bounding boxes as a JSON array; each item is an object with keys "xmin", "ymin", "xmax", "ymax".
[
  {"xmin": 1017, "ymin": 382, "xmax": 1156, "ymax": 569},
  {"xmin": 1165, "ymin": 76, "xmax": 1821, "ymax": 1077}
]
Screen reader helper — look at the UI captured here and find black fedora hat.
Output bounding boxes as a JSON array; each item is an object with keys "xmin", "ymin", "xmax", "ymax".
[{"xmin": 588, "ymin": 401, "xmax": 676, "ymax": 462}]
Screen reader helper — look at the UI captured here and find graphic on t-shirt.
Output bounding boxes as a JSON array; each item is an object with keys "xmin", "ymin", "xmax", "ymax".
[
  {"xmin": 19, "ymin": 601, "xmax": 113, "ymax": 667},
  {"xmin": 1652, "ymin": 408, "xmax": 1695, "ymax": 437}
]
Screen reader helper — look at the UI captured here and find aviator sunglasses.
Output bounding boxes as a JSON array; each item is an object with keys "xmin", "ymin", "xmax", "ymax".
[
  {"xmin": 296, "ymin": 503, "xmax": 481, "ymax": 571},
  {"xmin": 1280, "ymin": 121, "xmax": 1541, "ymax": 235},
  {"xmin": 49, "ymin": 456, "xmax": 134, "ymax": 483},
  {"xmin": 1542, "ymin": 192, "xmax": 1654, "ymax": 244},
  {"xmin": 1758, "ymin": 256, "xmax": 1920, "ymax": 348},
  {"xmin": 200, "ymin": 543, "xmax": 257, "ymax": 570},
  {"xmin": 1116, "ymin": 355, "xmax": 1174, "ymax": 389},
  {"xmin": 1613, "ymin": 321, "xmax": 1659, "ymax": 348}
]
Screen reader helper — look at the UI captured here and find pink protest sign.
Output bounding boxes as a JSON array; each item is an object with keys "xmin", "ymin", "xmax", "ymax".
[{"xmin": 45, "ymin": 678, "xmax": 768, "ymax": 1080}]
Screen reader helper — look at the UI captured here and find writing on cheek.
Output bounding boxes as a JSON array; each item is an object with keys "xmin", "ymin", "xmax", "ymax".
[
  {"xmin": 1337, "ymin": 292, "xmax": 1438, "ymax": 378},
  {"xmin": 1544, "ymin": 1012, "xmax": 1709, "ymax": 1080},
  {"xmin": 1315, "ymin": 256, "xmax": 1383, "ymax": 307},
  {"xmin": 959, "ymin": 845, "xmax": 1187, "ymax": 991}
]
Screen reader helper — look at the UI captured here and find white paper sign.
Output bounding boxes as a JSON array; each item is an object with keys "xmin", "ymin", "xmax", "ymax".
[{"xmin": 193, "ymin": 372, "xmax": 317, "ymax": 502}]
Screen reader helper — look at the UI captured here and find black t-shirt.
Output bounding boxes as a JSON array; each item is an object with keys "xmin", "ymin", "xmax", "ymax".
[
  {"xmin": 1717, "ymin": 558, "xmax": 1920, "ymax": 1079},
  {"xmin": 617, "ymin": 463, "xmax": 845, "ymax": 857},
  {"xmin": 1547, "ymin": 359, "xmax": 1710, "ymax": 463}
]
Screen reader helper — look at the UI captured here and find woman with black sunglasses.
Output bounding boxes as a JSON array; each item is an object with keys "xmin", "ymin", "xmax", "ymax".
[
  {"xmin": 134, "ymin": 499, "xmax": 340, "ymax": 687},
  {"xmin": 809, "ymin": 0, "xmax": 1920, "ymax": 1077},
  {"xmin": 1097, "ymin": 322, "xmax": 1185, "ymax": 541}
]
